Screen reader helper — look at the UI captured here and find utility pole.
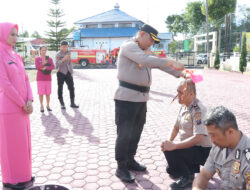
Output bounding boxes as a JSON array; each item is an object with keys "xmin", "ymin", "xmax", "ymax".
[{"xmin": 205, "ymin": 0, "xmax": 210, "ymax": 67}]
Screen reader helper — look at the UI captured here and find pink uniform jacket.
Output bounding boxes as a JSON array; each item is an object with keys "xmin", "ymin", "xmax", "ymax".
[
  {"xmin": 0, "ymin": 22, "xmax": 33, "ymax": 184},
  {"xmin": 0, "ymin": 25, "xmax": 33, "ymax": 113}
]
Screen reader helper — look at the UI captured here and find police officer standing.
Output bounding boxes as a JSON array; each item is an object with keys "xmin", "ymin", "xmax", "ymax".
[
  {"xmin": 56, "ymin": 41, "xmax": 79, "ymax": 109},
  {"xmin": 192, "ymin": 106, "xmax": 250, "ymax": 190},
  {"xmin": 161, "ymin": 79, "xmax": 212, "ymax": 189},
  {"xmin": 114, "ymin": 24, "xmax": 186, "ymax": 183}
]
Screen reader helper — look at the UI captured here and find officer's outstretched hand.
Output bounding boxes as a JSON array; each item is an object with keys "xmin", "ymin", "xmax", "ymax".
[
  {"xmin": 161, "ymin": 140, "xmax": 177, "ymax": 152},
  {"xmin": 166, "ymin": 60, "xmax": 184, "ymax": 71}
]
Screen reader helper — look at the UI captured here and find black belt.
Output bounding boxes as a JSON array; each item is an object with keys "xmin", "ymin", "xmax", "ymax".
[{"xmin": 119, "ymin": 80, "xmax": 150, "ymax": 93}]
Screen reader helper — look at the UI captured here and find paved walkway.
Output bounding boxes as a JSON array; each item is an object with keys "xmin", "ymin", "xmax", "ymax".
[{"xmin": 1, "ymin": 69, "xmax": 250, "ymax": 190}]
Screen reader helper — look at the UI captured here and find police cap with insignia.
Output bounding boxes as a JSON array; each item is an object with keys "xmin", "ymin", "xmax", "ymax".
[{"xmin": 140, "ymin": 24, "xmax": 161, "ymax": 44}]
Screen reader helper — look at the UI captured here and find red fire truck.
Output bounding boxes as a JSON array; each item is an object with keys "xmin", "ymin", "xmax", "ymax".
[
  {"xmin": 70, "ymin": 49, "xmax": 106, "ymax": 67},
  {"xmin": 152, "ymin": 50, "xmax": 167, "ymax": 58}
]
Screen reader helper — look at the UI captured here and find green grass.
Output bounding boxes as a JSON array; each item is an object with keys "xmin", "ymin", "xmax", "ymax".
[{"xmin": 26, "ymin": 70, "xmax": 56, "ymax": 82}]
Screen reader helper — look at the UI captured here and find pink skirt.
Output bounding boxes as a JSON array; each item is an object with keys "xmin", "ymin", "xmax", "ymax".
[
  {"xmin": 0, "ymin": 112, "xmax": 32, "ymax": 183},
  {"xmin": 37, "ymin": 81, "xmax": 52, "ymax": 95}
]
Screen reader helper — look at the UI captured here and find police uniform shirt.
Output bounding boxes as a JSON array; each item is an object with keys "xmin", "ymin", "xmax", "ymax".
[
  {"xmin": 175, "ymin": 98, "xmax": 211, "ymax": 147},
  {"xmin": 114, "ymin": 38, "xmax": 181, "ymax": 102},
  {"xmin": 204, "ymin": 133, "xmax": 250, "ymax": 190},
  {"xmin": 56, "ymin": 50, "xmax": 73, "ymax": 75}
]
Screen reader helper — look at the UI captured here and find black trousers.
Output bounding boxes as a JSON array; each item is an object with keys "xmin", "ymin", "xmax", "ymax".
[
  {"xmin": 57, "ymin": 72, "xmax": 75, "ymax": 104},
  {"xmin": 115, "ymin": 100, "xmax": 147, "ymax": 167},
  {"xmin": 164, "ymin": 146, "xmax": 211, "ymax": 177}
]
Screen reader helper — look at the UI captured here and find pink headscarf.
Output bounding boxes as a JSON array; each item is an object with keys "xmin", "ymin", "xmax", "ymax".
[{"xmin": 0, "ymin": 22, "xmax": 18, "ymax": 49}]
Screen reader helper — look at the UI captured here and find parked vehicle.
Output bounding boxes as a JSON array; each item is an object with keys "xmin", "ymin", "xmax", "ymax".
[
  {"xmin": 197, "ymin": 54, "xmax": 207, "ymax": 64},
  {"xmin": 70, "ymin": 49, "xmax": 106, "ymax": 67}
]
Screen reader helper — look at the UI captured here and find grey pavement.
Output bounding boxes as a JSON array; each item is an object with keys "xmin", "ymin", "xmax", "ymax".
[{"xmin": 0, "ymin": 69, "xmax": 250, "ymax": 190}]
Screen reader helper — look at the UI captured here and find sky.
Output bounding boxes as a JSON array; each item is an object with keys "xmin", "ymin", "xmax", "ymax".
[{"xmin": 0, "ymin": 0, "xmax": 249, "ymax": 37}]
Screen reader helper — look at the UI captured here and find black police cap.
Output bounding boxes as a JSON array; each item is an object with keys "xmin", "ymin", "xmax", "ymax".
[{"xmin": 140, "ymin": 24, "xmax": 161, "ymax": 44}]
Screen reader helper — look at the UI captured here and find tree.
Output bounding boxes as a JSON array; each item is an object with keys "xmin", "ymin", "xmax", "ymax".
[
  {"xmin": 202, "ymin": 0, "xmax": 236, "ymax": 22},
  {"xmin": 46, "ymin": 0, "xmax": 68, "ymax": 51},
  {"xmin": 185, "ymin": 1, "xmax": 206, "ymax": 34},
  {"xmin": 202, "ymin": 0, "xmax": 237, "ymax": 54},
  {"xmin": 165, "ymin": 14, "xmax": 189, "ymax": 37},
  {"xmin": 168, "ymin": 41, "xmax": 178, "ymax": 54},
  {"xmin": 239, "ymin": 33, "xmax": 247, "ymax": 73},
  {"xmin": 214, "ymin": 49, "xmax": 220, "ymax": 69},
  {"xmin": 31, "ymin": 31, "xmax": 42, "ymax": 38},
  {"xmin": 233, "ymin": 45, "xmax": 240, "ymax": 52},
  {"xmin": 19, "ymin": 30, "xmax": 29, "ymax": 37}
]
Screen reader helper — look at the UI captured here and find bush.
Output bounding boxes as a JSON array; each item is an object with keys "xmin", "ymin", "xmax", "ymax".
[
  {"xmin": 239, "ymin": 33, "xmax": 247, "ymax": 73},
  {"xmin": 214, "ymin": 50, "xmax": 220, "ymax": 70}
]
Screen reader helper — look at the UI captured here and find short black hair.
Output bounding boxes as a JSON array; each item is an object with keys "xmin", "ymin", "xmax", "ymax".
[
  {"xmin": 60, "ymin": 41, "xmax": 68, "ymax": 46},
  {"xmin": 204, "ymin": 106, "xmax": 238, "ymax": 133},
  {"xmin": 39, "ymin": 46, "xmax": 47, "ymax": 50}
]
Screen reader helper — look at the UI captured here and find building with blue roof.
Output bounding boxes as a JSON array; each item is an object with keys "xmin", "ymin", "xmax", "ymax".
[{"xmin": 69, "ymin": 3, "xmax": 172, "ymax": 52}]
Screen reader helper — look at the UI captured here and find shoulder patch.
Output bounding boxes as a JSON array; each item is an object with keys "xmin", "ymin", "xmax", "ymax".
[
  {"xmin": 244, "ymin": 148, "xmax": 250, "ymax": 162},
  {"xmin": 246, "ymin": 172, "xmax": 250, "ymax": 189},
  {"xmin": 194, "ymin": 112, "xmax": 202, "ymax": 125}
]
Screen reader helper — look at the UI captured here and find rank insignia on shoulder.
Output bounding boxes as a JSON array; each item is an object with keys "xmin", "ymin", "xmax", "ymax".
[
  {"xmin": 232, "ymin": 161, "xmax": 241, "ymax": 174},
  {"xmin": 244, "ymin": 148, "xmax": 250, "ymax": 162},
  {"xmin": 194, "ymin": 112, "xmax": 202, "ymax": 125}
]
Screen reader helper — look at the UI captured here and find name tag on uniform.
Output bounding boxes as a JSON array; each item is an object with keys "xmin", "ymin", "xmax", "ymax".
[{"xmin": 8, "ymin": 61, "xmax": 15, "ymax": 65}]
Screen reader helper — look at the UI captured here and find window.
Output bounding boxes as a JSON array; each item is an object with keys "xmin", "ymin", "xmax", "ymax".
[
  {"xmin": 153, "ymin": 43, "xmax": 163, "ymax": 50},
  {"xmin": 102, "ymin": 24, "xmax": 114, "ymax": 28},
  {"xmin": 86, "ymin": 24, "xmax": 98, "ymax": 28},
  {"xmin": 118, "ymin": 23, "xmax": 132, "ymax": 28}
]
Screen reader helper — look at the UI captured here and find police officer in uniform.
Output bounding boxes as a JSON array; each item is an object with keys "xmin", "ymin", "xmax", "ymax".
[
  {"xmin": 161, "ymin": 79, "xmax": 212, "ymax": 189},
  {"xmin": 114, "ymin": 24, "xmax": 186, "ymax": 183},
  {"xmin": 56, "ymin": 41, "xmax": 79, "ymax": 109},
  {"xmin": 192, "ymin": 106, "xmax": 250, "ymax": 190}
]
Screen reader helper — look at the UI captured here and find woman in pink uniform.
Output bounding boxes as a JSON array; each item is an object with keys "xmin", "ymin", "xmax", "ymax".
[
  {"xmin": 0, "ymin": 22, "xmax": 35, "ymax": 189},
  {"xmin": 35, "ymin": 46, "xmax": 55, "ymax": 112}
]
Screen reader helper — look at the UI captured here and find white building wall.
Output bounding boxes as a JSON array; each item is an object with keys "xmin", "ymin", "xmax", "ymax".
[{"xmin": 80, "ymin": 37, "xmax": 130, "ymax": 52}]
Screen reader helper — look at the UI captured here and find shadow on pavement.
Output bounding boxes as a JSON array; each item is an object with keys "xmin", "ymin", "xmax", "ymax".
[
  {"xmin": 41, "ymin": 112, "xmax": 69, "ymax": 145},
  {"xmin": 73, "ymin": 70, "xmax": 95, "ymax": 82},
  {"xmin": 61, "ymin": 108, "xmax": 100, "ymax": 145},
  {"xmin": 123, "ymin": 171, "xmax": 162, "ymax": 190}
]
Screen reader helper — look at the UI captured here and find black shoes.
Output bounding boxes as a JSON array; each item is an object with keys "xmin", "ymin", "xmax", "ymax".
[
  {"xmin": 170, "ymin": 174, "xmax": 194, "ymax": 189},
  {"xmin": 61, "ymin": 103, "xmax": 66, "ymax": 109},
  {"xmin": 3, "ymin": 176, "xmax": 35, "ymax": 189},
  {"xmin": 115, "ymin": 168, "xmax": 135, "ymax": 183},
  {"xmin": 46, "ymin": 106, "xmax": 52, "ymax": 111},
  {"xmin": 128, "ymin": 160, "xmax": 147, "ymax": 172},
  {"xmin": 70, "ymin": 103, "xmax": 79, "ymax": 108}
]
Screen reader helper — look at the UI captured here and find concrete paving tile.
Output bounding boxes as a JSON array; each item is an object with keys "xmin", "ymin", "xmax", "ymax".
[
  {"xmin": 0, "ymin": 69, "xmax": 249, "ymax": 190},
  {"xmin": 61, "ymin": 169, "xmax": 75, "ymax": 177},
  {"xmin": 59, "ymin": 176, "xmax": 73, "ymax": 184},
  {"xmin": 84, "ymin": 182, "xmax": 99, "ymax": 190}
]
